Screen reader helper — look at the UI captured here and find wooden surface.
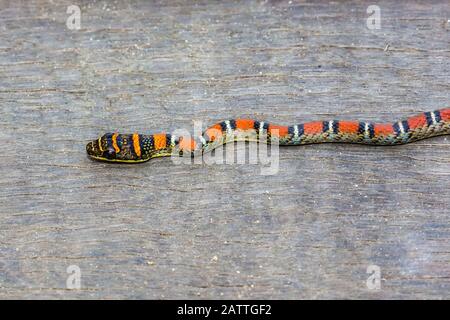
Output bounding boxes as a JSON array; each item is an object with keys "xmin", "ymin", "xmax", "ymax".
[{"xmin": 0, "ymin": 0, "xmax": 449, "ymax": 299}]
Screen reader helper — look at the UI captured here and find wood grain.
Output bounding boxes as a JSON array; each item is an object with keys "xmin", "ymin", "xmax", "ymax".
[{"xmin": 0, "ymin": 0, "xmax": 449, "ymax": 299}]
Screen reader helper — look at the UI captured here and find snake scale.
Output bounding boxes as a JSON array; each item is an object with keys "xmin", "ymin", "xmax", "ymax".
[{"xmin": 86, "ymin": 108, "xmax": 450, "ymax": 163}]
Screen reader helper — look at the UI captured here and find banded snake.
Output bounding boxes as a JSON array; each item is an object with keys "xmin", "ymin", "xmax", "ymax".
[{"xmin": 86, "ymin": 108, "xmax": 450, "ymax": 163}]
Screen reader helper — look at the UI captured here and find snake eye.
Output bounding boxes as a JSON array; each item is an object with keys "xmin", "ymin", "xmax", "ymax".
[{"xmin": 103, "ymin": 149, "xmax": 116, "ymax": 159}]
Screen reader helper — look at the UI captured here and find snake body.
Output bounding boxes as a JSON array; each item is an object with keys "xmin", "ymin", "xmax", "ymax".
[{"xmin": 86, "ymin": 108, "xmax": 450, "ymax": 163}]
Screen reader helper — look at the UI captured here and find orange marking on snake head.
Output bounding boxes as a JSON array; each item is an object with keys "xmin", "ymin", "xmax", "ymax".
[
  {"xmin": 339, "ymin": 121, "xmax": 359, "ymax": 134},
  {"xmin": 374, "ymin": 123, "xmax": 394, "ymax": 136},
  {"xmin": 112, "ymin": 133, "xmax": 120, "ymax": 153},
  {"xmin": 153, "ymin": 133, "xmax": 167, "ymax": 150},
  {"xmin": 179, "ymin": 137, "xmax": 196, "ymax": 152},
  {"xmin": 268, "ymin": 125, "xmax": 288, "ymax": 137},
  {"xmin": 235, "ymin": 119, "xmax": 255, "ymax": 130},
  {"xmin": 132, "ymin": 133, "xmax": 141, "ymax": 157},
  {"xmin": 303, "ymin": 121, "xmax": 323, "ymax": 134},
  {"xmin": 205, "ymin": 124, "xmax": 223, "ymax": 141},
  {"xmin": 407, "ymin": 114, "xmax": 427, "ymax": 129}
]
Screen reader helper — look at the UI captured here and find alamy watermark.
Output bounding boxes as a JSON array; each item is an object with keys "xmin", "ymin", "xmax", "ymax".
[
  {"xmin": 366, "ymin": 5, "xmax": 381, "ymax": 30},
  {"xmin": 66, "ymin": 5, "xmax": 81, "ymax": 30},
  {"xmin": 170, "ymin": 121, "xmax": 280, "ymax": 175},
  {"xmin": 366, "ymin": 265, "xmax": 381, "ymax": 290},
  {"xmin": 66, "ymin": 265, "xmax": 81, "ymax": 289}
]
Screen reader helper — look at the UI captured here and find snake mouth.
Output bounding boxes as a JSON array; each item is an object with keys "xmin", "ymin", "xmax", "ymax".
[
  {"xmin": 86, "ymin": 140, "xmax": 110, "ymax": 159},
  {"xmin": 86, "ymin": 141, "xmax": 98, "ymax": 157},
  {"xmin": 86, "ymin": 141, "xmax": 93, "ymax": 155}
]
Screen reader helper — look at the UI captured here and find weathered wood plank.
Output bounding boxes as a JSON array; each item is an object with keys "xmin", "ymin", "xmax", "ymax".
[{"xmin": 0, "ymin": 0, "xmax": 449, "ymax": 299}]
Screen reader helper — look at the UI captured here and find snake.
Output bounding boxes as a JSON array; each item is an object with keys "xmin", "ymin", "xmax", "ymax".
[{"xmin": 86, "ymin": 108, "xmax": 450, "ymax": 163}]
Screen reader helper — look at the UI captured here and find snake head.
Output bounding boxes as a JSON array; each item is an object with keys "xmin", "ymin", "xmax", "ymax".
[
  {"xmin": 86, "ymin": 133, "xmax": 116, "ymax": 161},
  {"xmin": 86, "ymin": 133, "xmax": 149, "ymax": 163}
]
